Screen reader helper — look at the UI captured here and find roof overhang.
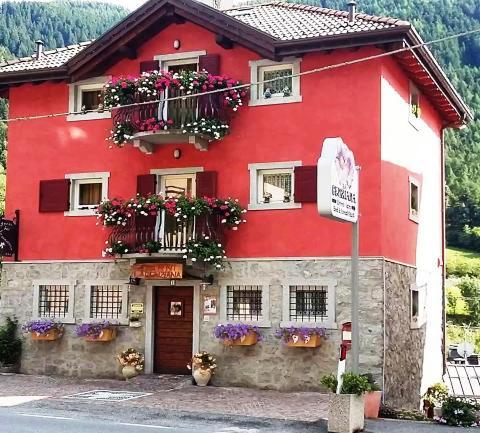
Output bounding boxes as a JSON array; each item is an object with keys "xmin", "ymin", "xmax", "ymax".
[{"xmin": 0, "ymin": 0, "xmax": 472, "ymax": 127}]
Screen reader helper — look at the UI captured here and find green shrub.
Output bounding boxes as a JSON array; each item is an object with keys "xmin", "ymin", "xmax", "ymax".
[
  {"xmin": 320, "ymin": 373, "xmax": 338, "ymax": 393},
  {"xmin": 0, "ymin": 317, "xmax": 22, "ymax": 366},
  {"xmin": 423, "ymin": 383, "xmax": 449, "ymax": 407},
  {"xmin": 340, "ymin": 372, "xmax": 371, "ymax": 396},
  {"xmin": 459, "ymin": 278, "xmax": 480, "ymax": 325},
  {"xmin": 438, "ymin": 397, "xmax": 479, "ymax": 427}
]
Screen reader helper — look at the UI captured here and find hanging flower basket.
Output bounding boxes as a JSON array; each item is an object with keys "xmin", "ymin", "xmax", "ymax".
[
  {"xmin": 214, "ymin": 324, "xmax": 261, "ymax": 346},
  {"xmin": 276, "ymin": 326, "xmax": 326, "ymax": 348},
  {"xmin": 23, "ymin": 319, "xmax": 64, "ymax": 341},
  {"xmin": 76, "ymin": 321, "xmax": 117, "ymax": 342}
]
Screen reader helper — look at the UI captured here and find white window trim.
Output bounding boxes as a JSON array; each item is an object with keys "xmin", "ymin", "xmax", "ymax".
[
  {"xmin": 64, "ymin": 172, "xmax": 110, "ymax": 217},
  {"xmin": 249, "ymin": 57, "xmax": 302, "ymax": 107},
  {"xmin": 67, "ymin": 76, "xmax": 111, "ymax": 122},
  {"xmin": 410, "ymin": 283, "xmax": 426, "ymax": 329},
  {"xmin": 408, "ymin": 81, "xmax": 421, "ymax": 130},
  {"xmin": 32, "ymin": 279, "xmax": 76, "ymax": 324},
  {"xmin": 409, "ymin": 176, "xmax": 420, "ymax": 223},
  {"xmin": 281, "ymin": 279, "xmax": 337, "ymax": 329},
  {"xmin": 219, "ymin": 279, "xmax": 271, "ymax": 328},
  {"xmin": 154, "ymin": 51, "xmax": 206, "ymax": 70},
  {"xmin": 248, "ymin": 161, "xmax": 302, "ymax": 211},
  {"xmin": 84, "ymin": 280, "xmax": 129, "ymax": 325}
]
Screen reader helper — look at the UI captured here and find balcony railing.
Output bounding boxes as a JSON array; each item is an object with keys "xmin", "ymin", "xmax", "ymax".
[
  {"xmin": 113, "ymin": 89, "xmax": 228, "ymax": 153},
  {"xmin": 109, "ymin": 212, "xmax": 224, "ymax": 255}
]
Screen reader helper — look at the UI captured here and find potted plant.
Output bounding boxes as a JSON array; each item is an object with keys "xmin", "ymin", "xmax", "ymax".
[
  {"xmin": 187, "ymin": 351, "xmax": 217, "ymax": 386},
  {"xmin": 0, "ymin": 317, "xmax": 22, "ymax": 373},
  {"xmin": 214, "ymin": 323, "xmax": 261, "ymax": 346},
  {"xmin": 275, "ymin": 326, "xmax": 326, "ymax": 348},
  {"xmin": 423, "ymin": 382, "xmax": 449, "ymax": 418},
  {"xmin": 75, "ymin": 320, "xmax": 117, "ymax": 342},
  {"xmin": 362, "ymin": 373, "xmax": 382, "ymax": 419},
  {"xmin": 322, "ymin": 372, "xmax": 370, "ymax": 433},
  {"xmin": 117, "ymin": 348, "xmax": 144, "ymax": 380},
  {"xmin": 23, "ymin": 319, "xmax": 64, "ymax": 341}
]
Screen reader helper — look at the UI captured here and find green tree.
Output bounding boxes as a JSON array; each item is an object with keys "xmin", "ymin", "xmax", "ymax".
[{"xmin": 459, "ymin": 278, "xmax": 480, "ymax": 325}]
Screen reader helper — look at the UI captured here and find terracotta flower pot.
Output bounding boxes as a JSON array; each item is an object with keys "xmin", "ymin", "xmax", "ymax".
[
  {"xmin": 364, "ymin": 390, "xmax": 382, "ymax": 418},
  {"xmin": 193, "ymin": 368, "xmax": 212, "ymax": 386},
  {"xmin": 286, "ymin": 334, "xmax": 322, "ymax": 348},
  {"xmin": 122, "ymin": 365, "xmax": 139, "ymax": 380},
  {"xmin": 30, "ymin": 329, "xmax": 62, "ymax": 341},
  {"xmin": 85, "ymin": 328, "xmax": 117, "ymax": 342},
  {"xmin": 223, "ymin": 331, "xmax": 258, "ymax": 346}
]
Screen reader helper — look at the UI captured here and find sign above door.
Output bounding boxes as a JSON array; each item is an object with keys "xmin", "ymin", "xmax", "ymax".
[{"xmin": 132, "ymin": 263, "xmax": 183, "ymax": 280}]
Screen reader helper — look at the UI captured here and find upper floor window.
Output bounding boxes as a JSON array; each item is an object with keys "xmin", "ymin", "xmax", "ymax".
[
  {"xmin": 409, "ymin": 82, "xmax": 421, "ymax": 128},
  {"xmin": 248, "ymin": 161, "xmax": 302, "ymax": 210},
  {"xmin": 65, "ymin": 172, "xmax": 109, "ymax": 217},
  {"xmin": 409, "ymin": 176, "xmax": 420, "ymax": 223},
  {"xmin": 67, "ymin": 76, "xmax": 111, "ymax": 122},
  {"xmin": 249, "ymin": 58, "xmax": 302, "ymax": 106}
]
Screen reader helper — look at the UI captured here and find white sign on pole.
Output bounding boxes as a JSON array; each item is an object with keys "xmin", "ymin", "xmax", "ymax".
[{"xmin": 317, "ymin": 137, "xmax": 359, "ymax": 223}]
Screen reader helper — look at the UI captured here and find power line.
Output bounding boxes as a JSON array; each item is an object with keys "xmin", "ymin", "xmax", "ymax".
[{"xmin": 0, "ymin": 26, "xmax": 479, "ymax": 124}]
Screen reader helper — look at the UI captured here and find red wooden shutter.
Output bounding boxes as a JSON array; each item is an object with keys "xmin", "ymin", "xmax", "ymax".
[
  {"xmin": 140, "ymin": 60, "xmax": 160, "ymax": 73},
  {"xmin": 137, "ymin": 174, "xmax": 157, "ymax": 196},
  {"xmin": 294, "ymin": 166, "xmax": 317, "ymax": 203},
  {"xmin": 199, "ymin": 54, "xmax": 220, "ymax": 75},
  {"xmin": 39, "ymin": 179, "xmax": 70, "ymax": 212},
  {"xmin": 196, "ymin": 171, "xmax": 217, "ymax": 198}
]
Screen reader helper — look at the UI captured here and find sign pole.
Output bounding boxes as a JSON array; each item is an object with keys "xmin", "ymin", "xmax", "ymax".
[{"xmin": 351, "ymin": 218, "xmax": 360, "ymax": 373}]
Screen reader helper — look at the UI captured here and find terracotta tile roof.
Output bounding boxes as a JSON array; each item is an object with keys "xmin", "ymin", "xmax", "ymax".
[
  {"xmin": 0, "ymin": 41, "xmax": 92, "ymax": 73},
  {"xmin": 225, "ymin": 2, "xmax": 410, "ymax": 41}
]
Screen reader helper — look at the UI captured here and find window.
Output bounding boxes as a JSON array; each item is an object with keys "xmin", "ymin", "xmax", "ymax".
[
  {"xmin": 411, "ymin": 283, "xmax": 426, "ymax": 329},
  {"xmin": 409, "ymin": 82, "xmax": 421, "ymax": 128},
  {"xmin": 248, "ymin": 161, "xmax": 302, "ymax": 210},
  {"xmin": 409, "ymin": 177, "xmax": 420, "ymax": 222},
  {"xmin": 32, "ymin": 280, "xmax": 75, "ymax": 323},
  {"xmin": 281, "ymin": 280, "xmax": 337, "ymax": 328},
  {"xmin": 65, "ymin": 172, "xmax": 109, "ymax": 216},
  {"xmin": 249, "ymin": 58, "xmax": 302, "ymax": 106},
  {"xmin": 220, "ymin": 281, "xmax": 270, "ymax": 327},
  {"xmin": 85, "ymin": 281, "xmax": 128, "ymax": 323},
  {"xmin": 67, "ymin": 76, "xmax": 111, "ymax": 122}
]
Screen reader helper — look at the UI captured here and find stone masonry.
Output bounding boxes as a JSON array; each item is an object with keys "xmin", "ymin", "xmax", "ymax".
[{"xmin": 0, "ymin": 257, "xmax": 422, "ymax": 406}]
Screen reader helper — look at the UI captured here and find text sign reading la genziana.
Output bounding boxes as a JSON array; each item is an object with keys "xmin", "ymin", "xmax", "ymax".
[{"xmin": 317, "ymin": 137, "xmax": 359, "ymax": 223}]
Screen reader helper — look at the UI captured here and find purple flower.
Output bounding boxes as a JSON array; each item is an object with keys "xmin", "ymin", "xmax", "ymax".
[
  {"xmin": 275, "ymin": 326, "xmax": 327, "ymax": 343},
  {"xmin": 23, "ymin": 319, "xmax": 64, "ymax": 335},
  {"xmin": 214, "ymin": 323, "xmax": 262, "ymax": 341},
  {"xmin": 75, "ymin": 320, "xmax": 115, "ymax": 338}
]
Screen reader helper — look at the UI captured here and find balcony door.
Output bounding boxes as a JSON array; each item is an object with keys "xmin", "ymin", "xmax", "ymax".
[{"xmin": 157, "ymin": 173, "xmax": 196, "ymax": 250}]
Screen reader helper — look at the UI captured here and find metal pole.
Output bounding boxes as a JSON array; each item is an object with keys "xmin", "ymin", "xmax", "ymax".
[{"xmin": 351, "ymin": 219, "xmax": 360, "ymax": 373}]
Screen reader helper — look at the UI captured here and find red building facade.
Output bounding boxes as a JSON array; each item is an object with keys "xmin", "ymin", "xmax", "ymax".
[{"xmin": 0, "ymin": 0, "xmax": 471, "ymax": 408}]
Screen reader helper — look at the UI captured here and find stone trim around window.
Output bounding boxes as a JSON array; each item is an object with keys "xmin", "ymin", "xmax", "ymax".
[
  {"xmin": 248, "ymin": 161, "xmax": 302, "ymax": 210},
  {"xmin": 218, "ymin": 279, "xmax": 271, "ymax": 328},
  {"xmin": 67, "ymin": 76, "xmax": 111, "ymax": 122},
  {"xmin": 83, "ymin": 280, "xmax": 129, "ymax": 325},
  {"xmin": 32, "ymin": 279, "xmax": 76, "ymax": 324},
  {"xmin": 64, "ymin": 172, "xmax": 110, "ymax": 217},
  {"xmin": 410, "ymin": 282, "xmax": 426, "ymax": 329},
  {"xmin": 249, "ymin": 57, "xmax": 302, "ymax": 107},
  {"xmin": 280, "ymin": 279, "xmax": 337, "ymax": 329}
]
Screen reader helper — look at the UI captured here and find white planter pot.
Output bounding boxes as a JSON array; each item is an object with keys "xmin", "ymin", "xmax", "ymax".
[
  {"xmin": 193, "ymin": 368, "xmax": 212, "ymax": 387},
  {"xmin": 328, "ymin": 394, "xmax": 365, "ymax": 433},
  {"xmin": 433, "ymin": 407, "xmax": 443, "ymax": 419}
]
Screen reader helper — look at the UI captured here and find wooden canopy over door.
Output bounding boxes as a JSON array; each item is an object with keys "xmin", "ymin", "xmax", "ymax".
[{"xmin": 154, "ymin": 286, "xmax": 193, "ymax": 374}]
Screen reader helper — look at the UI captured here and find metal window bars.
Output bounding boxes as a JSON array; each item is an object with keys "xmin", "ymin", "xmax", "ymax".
[
  {"xmin": 90, "ymin": 285, "xmax": 123, "ymax": 319},
  {"xmin": 38, "ymin": 285, "xmax": 69, "ymax": 318},
  {"xmin": 227, "ymin": 285, "xmax": 262, "ymax": 321},
  {"xmin": 290, "ymin": 285, "xmax": 328, "ymax": 322}
]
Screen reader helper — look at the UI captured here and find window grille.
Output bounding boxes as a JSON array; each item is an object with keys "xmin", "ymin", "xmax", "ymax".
[
  {"xmin": 227, "ymin": 285, "xmax": 262, "ymax": 321},
  {"xmin": 262, "ymin": 67, "xmax": 293, "ymax": 96},
  {"xmin": 290, "ymin": 285, "xmax": 328, "ymax": 322},
  {"xmin": 38, "ymin": 285, "xmax": 69, "ymax": 318},
  {"xmin": 90, "ymin": 285, "xmax": 123, "ymax": 319}
]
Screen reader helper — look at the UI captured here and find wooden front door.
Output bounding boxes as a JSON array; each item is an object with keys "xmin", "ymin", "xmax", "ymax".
[{"xmin": 154, "ymin": 286, "xmax": 193, "ymax": 374}]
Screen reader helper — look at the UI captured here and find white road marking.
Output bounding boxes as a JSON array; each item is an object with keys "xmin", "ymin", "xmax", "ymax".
[
  {"xmin": 19, "ymin": 414, "xmax": 74, "ymax": 420},
  {"xmin": 117, "ymin": 423, "xmax": 170, "ymax": 429},
  {"xmin": 0, "ymin": 396, "xmax": 47, "ymax": 407}
]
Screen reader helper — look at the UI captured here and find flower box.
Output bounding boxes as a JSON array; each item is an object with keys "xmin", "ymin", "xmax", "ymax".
[
  {"xmin": 285, "ymin": 333, "xmax": 322, "ymax": 348},
  {"xmin": 30, "ymin": 329, "xmax": 62, "ymax": 341},
  {"xmin": 84, "ymin": 327, "xmax": 117, "ymax": 342},
  {"xmin": 223, "ymin": 330, "xmax": 258, "ymax": 346}
]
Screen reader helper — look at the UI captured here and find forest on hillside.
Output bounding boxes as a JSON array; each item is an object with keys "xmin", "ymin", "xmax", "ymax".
[{"xmin": 0, "ymin": 0, "xmax": 479, "ymax": 244}]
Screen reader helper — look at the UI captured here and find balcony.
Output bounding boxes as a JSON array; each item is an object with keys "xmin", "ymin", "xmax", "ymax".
[{"xmin": 108, "ymin": 212, "xmax": 224, "ymax": 258}]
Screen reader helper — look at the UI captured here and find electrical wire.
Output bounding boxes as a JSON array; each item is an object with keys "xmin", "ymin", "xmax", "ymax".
[{"xmin": 0, "ymin": 26, "xmax": 479, "ymax": 123}]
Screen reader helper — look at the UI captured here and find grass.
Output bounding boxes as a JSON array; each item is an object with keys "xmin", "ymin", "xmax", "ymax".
[{"xmin": 446, "ymin": 247, "xmax": 480, "ymax": 278}]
